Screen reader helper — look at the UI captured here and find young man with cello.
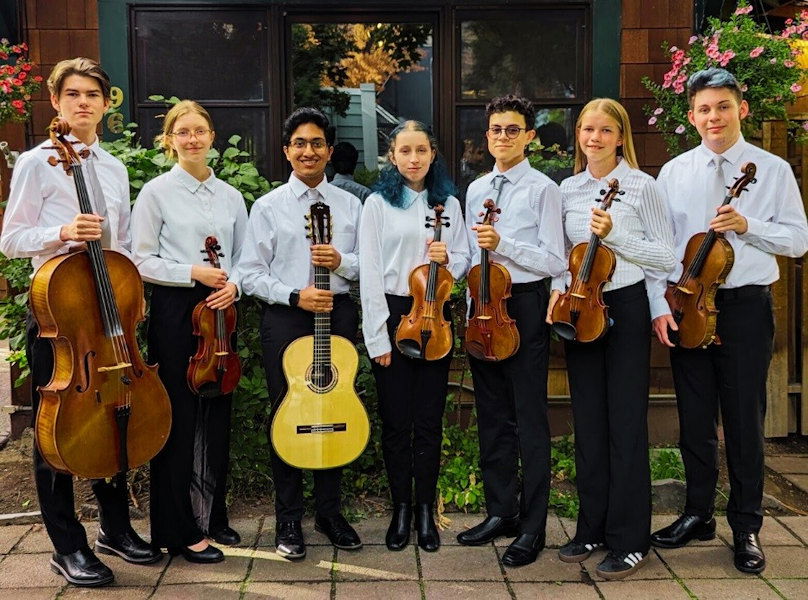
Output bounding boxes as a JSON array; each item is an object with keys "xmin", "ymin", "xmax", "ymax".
[
  {"xmin": 239, "ymin": 107, "xmax": 363, "ymax": 559},
  {"xmin": 649, "ymin": 68, "xmax": 808, "ymax": 574},
  {"xmin": 0, "ymin": 58, "xmax": 162, "ymax": 587},
  {"xmin": 458, "ymin": 95, "xmax": 566, "ymax": 566}
]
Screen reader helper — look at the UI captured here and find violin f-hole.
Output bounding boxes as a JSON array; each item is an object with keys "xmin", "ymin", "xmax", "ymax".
[{"xmin": 75, "ymin": 350, "xmax": 96, "ymax": 393}]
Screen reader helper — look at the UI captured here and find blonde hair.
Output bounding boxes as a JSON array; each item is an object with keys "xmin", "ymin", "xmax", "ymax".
[
  {"xmin": 156, "ymin": 100, "xmax": 215, "ymax": 160},
  {"xmin": 573, "ymin": 98, "xmax": 638, "ymax": 174},
  {"xmin": 47, "ymin": 57, "xmax": 111, "ymax": 99}
]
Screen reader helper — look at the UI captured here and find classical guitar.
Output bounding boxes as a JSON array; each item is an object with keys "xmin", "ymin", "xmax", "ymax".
[{"xmin": 270, "ymin": 201, "xmax": 370, "ymax": 470}]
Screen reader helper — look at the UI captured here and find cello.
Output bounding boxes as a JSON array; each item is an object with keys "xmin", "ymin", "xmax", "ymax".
[
  {"xmin": 395, "ymin": 204, "xmax": 455, "ymax": 360},
  {"xmin": 550, "ymin": 179, "xmax": 623, "ymax": 343},
  {"xmin": 187, "ymin": 236, "xmax": 242, "ymax": 398},
  {"xmin": 30, "ymin": 117, "xmax": 172, "ymax": 479},
  {"xmin": 665, "ymin": 162, "xmax": 757, "ymax": 349},
  {"xmin": 465, "ymin": 199, "xmax": 520, "ymax": 361}
]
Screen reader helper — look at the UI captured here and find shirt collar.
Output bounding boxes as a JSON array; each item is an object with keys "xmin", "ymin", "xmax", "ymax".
[
  {"xmin": 573, "ymin": 157, "xmax": 631, "ymax": 188},
  {"xmin": 289, "ymin": 172, "xmax": 330, "ymax": 201},
  {"xmin": 491, "ymin": 157, "xmax": 531, "ymax": 185},
  {"xmin": 698, "ymin": 134, "xmax": 746, "ymax": 167},
  {"xmin": 170, "ymin": 163, "xmax": 216, "ymax": 194},
  {"xmin": 400, "ymin": 185, "xmax": 427, "ymax": 209}
]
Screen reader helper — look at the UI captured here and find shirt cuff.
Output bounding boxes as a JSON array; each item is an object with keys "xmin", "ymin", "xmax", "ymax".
[
  {"xmin": 45, "ymin": 225, "xmax": 66, "ymax": 248},
  {"xmin": 741, "ymin": 216, "xmax": 764, "ymax": 239},
  {"xmin": 649, "ymin": 296, "xmax": 672, "ymax": 321},
  {"xmin": 277, "ymin": 283, "xmax": 296, "ymax": 306},
  {"xmin": 332, "ymin": 252, "xmax": 354, "ymax": 279},
  {"xmin": 364, "ymin": 332, "xmax": 392, "ymax": 359},
  {"xmin": 551, "ymin": 275, "xmax": 566, "ymax": 294},
  {"xmin": 603, "ymin": 220, "xmax": 628, "ymax": 247},
  {"xmin": 495, "ymin": 234, "xmax": 516, "ymax": 259}
]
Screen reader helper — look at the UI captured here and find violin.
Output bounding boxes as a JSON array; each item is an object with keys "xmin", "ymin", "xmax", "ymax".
[
  {"xmin": 551, "ymin": 179, "xmax": 623, "ymax": 343},
  {"xmin": 665, "ymin": 162, "xmax": 757, "ymax": 349},
  {"xmin": 30, "ymin": 117, "xmax": 171, "ymax": 479},
  {"xmin": 187, "ymin": 236, "xmax": 242, "ymax": 398},
  {"xmin": 395, "ymin": 205, "xmax": 455, "ymax": 360},
  {"xmin": 465, "ymin": 199, "xmax": 520, "ymax": 361}
]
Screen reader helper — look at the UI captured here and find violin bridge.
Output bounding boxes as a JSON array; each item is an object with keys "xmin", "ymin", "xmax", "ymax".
[
  {"xmin": 676, "ymin": 286, "xmax": 694, "ymax": 295},
  {"xmin": 97, "ymin": 362, "xmax": 132, "ymax": 373},
  {"xmin": 475, "ymin": 315, "xmax": 493, "ymax": 321},
  {"xmin": 570, "ymin": 292, "xmax": 586, "ymax": 299},
  {"xmin": 214, "ymin": 351, "xmax": 228, "ymax": 356}
]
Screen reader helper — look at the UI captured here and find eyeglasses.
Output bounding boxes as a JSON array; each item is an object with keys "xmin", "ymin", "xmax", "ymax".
[
  {"xmin": 170, "ymin": 128, "xmax": 212, "ymax": 140},
  {"xmin": 486, "ymin": 126, "xmax": 527, "ymax": 139},
  {"xmin": 288, "ymin": 138, "xmax": 328, "ymax": 150}
]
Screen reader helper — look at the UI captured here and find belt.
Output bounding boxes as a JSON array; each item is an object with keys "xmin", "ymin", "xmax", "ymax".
[
  {"xmin": 511, "ymin": 279, "xmax": 548, "ymax": 294},
  {"xmin": 716, "ymin": 285, "xmax": 769, "ymax": 301}
]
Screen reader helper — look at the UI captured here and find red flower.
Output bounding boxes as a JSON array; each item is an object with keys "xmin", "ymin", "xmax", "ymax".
[
  {"xmin": 22, "ymin": 63, "xmax": 31, "ymax": 72},
  {"xmin": 11, "ymin": 99, "xmax": 24, "ymax": 109},
  {"xmin": 12, "ymin": 78, "xmax": 22, "ymax": 86},
  {"xmin": 11, "ymin": 45, "xmax": 20, "ymax": 54},
  {"xmin": 18, "ymin": 71, "xmax": 26, "ymax": 81},
  {"xmin": 33, "ymin": 75, "xmax": 43, "ymax": 82},
  {"xmin": 0, "ymin": 52, "xmax": 7, "ymax": 60}
]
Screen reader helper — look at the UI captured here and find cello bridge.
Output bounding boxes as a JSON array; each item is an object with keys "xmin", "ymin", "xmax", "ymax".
[
  {"xmin": 676, "ymin": 286, "xmax": 694, "ymax": 295},
  {"xmin": 214, "ymin": 351, "xmax": 228, "ymax": 356},
  {"xmin": 475, "ymin": 315, "xmax": 493, "ymax": 321},
  {"xmin": 97, "ymin": 362, "xmax": 132, "ymax": 373}
]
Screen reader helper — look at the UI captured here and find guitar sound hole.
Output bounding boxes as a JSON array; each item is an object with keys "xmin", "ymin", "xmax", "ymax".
[{"xmin": 306, "ymin": 363, "xmax": 338, "ymax": 393}]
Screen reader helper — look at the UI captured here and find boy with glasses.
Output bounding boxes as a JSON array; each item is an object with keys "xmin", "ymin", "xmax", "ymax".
[{"xmin": 458, "ymin": 95, "xmax": 565, "ymax": 566}]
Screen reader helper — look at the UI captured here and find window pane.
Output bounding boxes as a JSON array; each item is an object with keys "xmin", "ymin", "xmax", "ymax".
[{"xmin": 460, "ymin": 15, "xmax": 585, "ymax": 101}]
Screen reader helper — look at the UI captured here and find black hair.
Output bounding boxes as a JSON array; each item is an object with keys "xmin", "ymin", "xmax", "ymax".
[
  {"xmin": 282, "ymin": 107, "xmax": 335, "ymax": 146},
  {"xmin": 485, "ymin": 94, "xmax": 536, "ymax": 130},
  {"xmin": 331, "ymin": 142, "xmax": 359, "ymax": 175},
  {"xmin": 687, "ymin": 68, "xmax": 743, "ymax": 107}
]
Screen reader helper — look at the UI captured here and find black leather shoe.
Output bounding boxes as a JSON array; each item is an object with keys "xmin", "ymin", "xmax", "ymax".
[
  {"xmin": 386, "ymin": 503, "xmax": 412, "ymax": 551},
  {"xmin": 275, "ymin": 520, "xmax": 306, "ymax": 559},
  {"xmin": 650, "ymin": 514, "xmax": 716, "ymax": 548},
  {"xmin": 168, "ymin": 544, "xmax": 224, "ymax": 564},
  {"xmin": 733, "ymin": 531, "xmax": 765, "ymax": 574},
  {"xmin": 315, "ymin": 514, "xmax": 363, "ymax": 550},
  {"xmin": 456, "ymin": 515, "xmax": 519, "ymax": 546},
  {"xmin": 209, "ymin": 526, "xmax": 241, "ymax": 546},
  {"xmin": 502, "ymin": 532, "xmax": 545, "ymax": 567},
  {"xmin": 415, "ymin": 503, "xmax": 440, "ymax": 552},
  {"xmin": 95, "ymin": 527, "xmax": 163, "ymax": 564},
  {"xmin": 50, "ymin": 547, "xmax": 114, "ymax": 587}
]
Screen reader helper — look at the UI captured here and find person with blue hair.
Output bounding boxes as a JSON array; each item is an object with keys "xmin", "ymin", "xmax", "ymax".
[
  {"xmin": 649, "ymin": 68, "xmax": 808, "ymax": 574},
  {"xmin": 359, "ymin": 120, "xmax": 470, "ymax": 553}
]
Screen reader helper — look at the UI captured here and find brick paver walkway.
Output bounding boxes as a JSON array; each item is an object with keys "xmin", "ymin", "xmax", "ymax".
[{"xmin": 1, "ymin": 512, "xmax": 806, "ymax": 599}]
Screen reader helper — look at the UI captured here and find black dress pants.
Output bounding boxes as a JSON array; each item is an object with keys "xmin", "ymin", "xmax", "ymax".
[
  {"xmin": 670, "ymin": 285, "xmax": 773, "ymax": 534},
  {"xmin": 148, "ymin": 285, "xmax": 234, "ymax": 548},
  {"xmin": 468, "ymin": 281, "xmax": 551, "ymax": 535},
  {"xmin": 371, "ymin": 295, "xmax": 450, "ymax": 505},
  {"xmin": 564, "ymin": 281, "xmax": 652, "ymax": 553},
  {"xmin": 26, "ymin": 313, "xmax": 130, "ymax": 555},
  {"xmin": 260, "ymin": 295, "xmax": 359, "ymax": 523}
]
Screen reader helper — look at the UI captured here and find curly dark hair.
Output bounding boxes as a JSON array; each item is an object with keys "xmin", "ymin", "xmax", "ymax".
[
  {"xmin": 485, "ymin": 94, "xmax": 536, "ymax": 130},
  {"xmin": 282, "ymin": 107, "xmax": 335, "ymax": 147}
]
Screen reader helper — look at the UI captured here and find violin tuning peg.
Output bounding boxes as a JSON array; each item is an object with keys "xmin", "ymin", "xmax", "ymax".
[
  {"xmin": 218, "ymin": 252, "xmax": 224, "ymax": 257},
  {"xmin": 46, "ymin": 156, "xmax": 62, "ymax": 166},
  {"xmin": 444, "ymin": 222, "xmax": 450, "ymax": 227},
  {"xmin": 424, "ymin": 223, "xmax": 431, "ymax": 229}
]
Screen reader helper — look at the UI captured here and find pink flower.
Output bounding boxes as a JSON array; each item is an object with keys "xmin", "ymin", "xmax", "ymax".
[
  {"xmin": 787, "ymin": 18, "xmax": 794, "ymax": 25},
  {"xmin": 675, "ymin": 125, "xmax": 686, "ymax": 134},
  {"xmin": 10, "ymin": 99, "xmax": 23, "ymax": 109},
  {"xmin": 33, "ymin": 75, "xmax": 43, "ymax": 82},
  {"xmin": 792, "ymin": 83, "xmax": 803, "ymax": 93},
  {"xmin": 654, "ymin": 107, "xmax": 664, "ymax": 115},
  {"xmin": 688, "ymin": 36, "xmax": 698, "ymax": 45},
  {"xmin": 784, "ymin": 60, "xmax": 796, "ymax": 67},
  {"xmin": 735, "ymin": 5, "xmax": 753, "ymax": 15},
  {"xmin": 741, "ymin": 84, "xmax": 748, "ymax": 92},
  {"xmin": 802, "ymin": 121, "xmax": 808, "ymax": 131},
  {"xmin": 719, "ymin": 50, "xmax": 736, "ymax": 66},
  {"xmin": 749, "ymin": 46, "xmax": 764, "ymax": 58},
  {"xmin": 674, "ymin": 83, "xmax": 685, "ymax": 95},
  {"xmin": 648, "ymin": 117, "xmax": 657, "ymax": 125}
]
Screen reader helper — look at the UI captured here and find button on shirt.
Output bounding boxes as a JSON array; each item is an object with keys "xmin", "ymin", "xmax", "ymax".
[
  {"xmin": 465, "ymin": 158, "xmax": 566, "ymax": 283},
  {"xmin": 359, "ymin": 189, "xmax": 471, "ymax": 358},
  {"xmin": 0, "ymin": 137, "xmax": 131, "ymax": 271},
  {"xmin": 552, "ymin": 159, "xmax": 676, "ymax": 297},
  {"xmin": 649, "ymin": 135, "xmax": 808, "ymax": 319},
  {"xmin": 130, "ymin": 164, "xmax": 248, "ymax": 290},
  {"xmin": 239, "ymin": 173, "xmax": 362, "ymax": 305}
]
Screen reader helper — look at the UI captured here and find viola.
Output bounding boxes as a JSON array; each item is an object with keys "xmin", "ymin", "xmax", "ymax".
[
  {"xmin": 395, "ymin": 205, "xmax": 455, "ymax": 361},
  {"xmin": 665, "ymin": 162, "xmax": 757, "ymax": 349},
  {"xmin": 465, "ymin": 199, "xmax": 520, "ymax": 361},
  {"xmin": 551, "ymin": 179, "xmax": 623, "ymax": 343},
  {"xmin": 187, "ymin": 236, "xmax": 242, "ymax": 398},
  {"xmin": 30, "ymin": 117, "xmax": 171, "ymax": 479}
]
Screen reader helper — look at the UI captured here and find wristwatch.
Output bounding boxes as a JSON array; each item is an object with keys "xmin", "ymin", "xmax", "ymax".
[{"xmin": 289, "ymin": 289, "xmax": 300, "ymax": 308}]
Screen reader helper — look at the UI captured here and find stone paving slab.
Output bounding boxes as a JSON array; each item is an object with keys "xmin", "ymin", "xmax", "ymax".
[
  {"xmin": 0, "ymin": 552, "xmax": 64, "ymax": 588},
  {"xmin": 249, "ymin": 544, "xmax": 334, "ymax": 582},
  {"xmin": 512, "ymin": 582, "xmax": 600, "ymax": 599},
  {"xmin": 768, "ymin": 578, "xmax": 808, "ymax": 600},
  {"xmin": 656, "ymin": 545, "xmax": 740, "ymax": 579},
  {"xmin": 0, "ymin": 588, "xmax": 60, "ymax": 600},
  {"xmin": 683, "ymin": 578, "xmax": 782, "ymax": 599},
  {"xmin": 715, "ymin": 516, "xmax": 803, "ymax": 546},
  {"xmin": 160, "ymin": 553, "xmax": 251, "ymax": 585},
  {"xmin": 243, "ymin": 581, "xmax": 331, "ymax": 599},
  {"xmin": 152, "ymin": 582, "xmax": 242, "ymax": 599},
  {"xmin": 776, "ymin": 516, "xmax": 808, "ymax": 544},
  {"xmin": 753, "ymin": 546, "xmax": 808, "ymax": 578},
  {"xmin": 226, "ymin": 516, "xmax": 264, "ymax": 548},
  {"xmin": 419, "ymin": 545, "xmax": 503, "ymax": 581},
  {"xmin": 336, "ymin": 581, "xmax": 421, "ymax": 598},
  {"xmin": 766, "ymin": 455, "xmax": 808, "ymax": 474},
  {"xmin": 0, "ymin": 524, "xmax": 31, "ymax": 554},
  {"xmin": 783, "ymin": 474, "xmax": 808, "ymax": 494},
  {"xmin": 598, "ymin": 579, "xmax": 691, "ymax": 599},
  {"xmin": 61, "ymin": 586, "xmax": 152, "ymax": 599},
  {"xmin": 501, "ymin": 550, "xmax": 586, "ymax": 583},
  {"xmin": 421, "ymin": 581, "xmax": 511, "ymax": 599},
  {"xmin": 102, "ymin": 554, "xmax": 167, "ymax": 587},
  {"xmin": 333, "ymin": 544, "xmax": 418, "ymax": 581}
]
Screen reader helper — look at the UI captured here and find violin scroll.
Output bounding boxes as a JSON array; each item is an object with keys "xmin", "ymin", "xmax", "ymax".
[{"xmin": 728, "ymin": 162, "xmax": 757, "ymax": 198}]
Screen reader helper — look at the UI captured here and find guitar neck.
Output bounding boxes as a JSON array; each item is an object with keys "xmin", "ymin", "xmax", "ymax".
[{"xmin": 313, "ymin": 265, "xmax": 331, "ymax": 365}]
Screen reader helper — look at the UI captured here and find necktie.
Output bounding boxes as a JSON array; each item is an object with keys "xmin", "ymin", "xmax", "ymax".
[
  {"xmin": 307, "ymin": 187, "xmax": 321, "ymax": 204},
  {"xmin": 707, "ymin": 155, "xmax": 727, "ymax": 230},
  {"xmin": 492, "ymin": 174, "xmax": 507, "ymax": 204},
  {"xmin": 84, "ymin": 152, "xmax": 113, "ymax": 248}
]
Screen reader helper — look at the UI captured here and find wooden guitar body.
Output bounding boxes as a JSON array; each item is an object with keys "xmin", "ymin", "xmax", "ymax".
[
  {"xmin": 465, "ymin": 261, "xmax": 520, "ymax": 361},
  {"xmin": 31, "ymin": 250, "xmax": 171, "ymax": 479},
  {"xmin": 665, "ymin": 233, "xmax": 734, "ymax": 349},
  {"xmin": 271, "ymin": 334, "xmax": 370, "ymax": 470}
]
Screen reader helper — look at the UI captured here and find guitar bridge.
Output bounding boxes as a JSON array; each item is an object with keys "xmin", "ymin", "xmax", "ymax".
[{"xmin": 296, "ymin": 423, "xmax": 347, "ymax": 434}]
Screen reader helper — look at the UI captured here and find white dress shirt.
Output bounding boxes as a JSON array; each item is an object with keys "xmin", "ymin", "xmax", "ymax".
[
  {"xmin": 0, "ymin": 137, "xmax": 131, "ymax": 271},
  {"xmin": 552, "ymin": 159, "xmax": 676, "ymax": 299},
  {"xmin": 130, "ymin": 164, "xmax": 248, "ymax": 290},
  {"xmin": 239, "ymin": 173, "xmax": 362, "ymax": 305},
  {"xmin": 359, "ymin": 188, "xmax": 471, "ymax": 358},
  {"xmin": 465, "ymin": 158, "xmax": 566, "ymax": 283},
  {"xmin": 648, "ymin": 135, "xmax": 808, "ymax": 319}
]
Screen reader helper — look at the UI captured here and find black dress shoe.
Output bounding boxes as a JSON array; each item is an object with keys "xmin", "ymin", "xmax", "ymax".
[
  {"xmin": 168, "ymin": 544, "xmax": 224, "ymax": 564},
  {"xmin": 95, "ymin": 527, "xmax": 163, "ymax": 564},
  {"xmin": 650, "ymin": 514, "xmax": 716, "ymax": 548},
  {"xmin": 275, "ymin": 520, "xmax": 306, "ymax": 559},
  {"xmin": 456, "ymin": 515, "xmax": 519, "ymax": 546},
  {"xmin": 209, "ymin": 526, "xmax": 241, "ymax": 546},
  {"xmin": 502, "ymin": 532, "xmax": 545, "ymax": 567},
  {"xmin": 415, "ymin": 503, "xmax": 440, "ymax": 552},
  {"xmin": 733, "ymin": 531, "xmax": 766, "ymax": 574},
  {"xmin": 315, "ymin": 514, "xmax": 363, "ymax": 550},
  {"xmin": 386, "ymin": 503, "xmax": 412, "ymax": 551},
  {"xmin": 50, "ymin": 547, "xmax": 114, "ymax": 587}
]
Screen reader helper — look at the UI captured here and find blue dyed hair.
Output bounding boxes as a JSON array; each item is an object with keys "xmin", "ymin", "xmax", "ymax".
[
  {"xmin": 687, "ymin": 68, "xmax": 743, "ymax": 107},
  {"xmin": 373, "ymin": 120, "xmax": 457, "ymax": 209}
]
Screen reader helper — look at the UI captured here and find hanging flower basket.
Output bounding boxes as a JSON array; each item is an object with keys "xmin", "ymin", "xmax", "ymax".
[{"xmin": 0, "ymin": 39, "xmax": 43, "ymax": 127}]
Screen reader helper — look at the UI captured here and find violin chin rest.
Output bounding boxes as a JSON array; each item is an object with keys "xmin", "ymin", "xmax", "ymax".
[
  {"xmin": 396, "ymin": 338, "xmax": 424, "ymax": 360},
  {"xmin": 552, "ymin": 321, "xmax": 577, "ymax": 342}
]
